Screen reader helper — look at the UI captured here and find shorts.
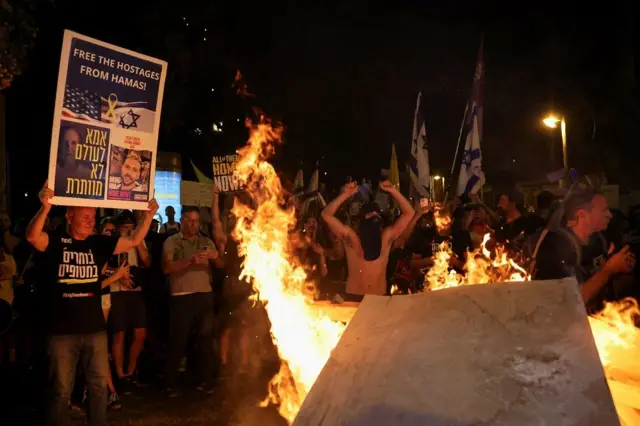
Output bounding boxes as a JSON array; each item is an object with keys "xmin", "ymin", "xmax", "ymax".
[
  {"xmin": 101, "ymin": 293, "xmax": 111, "ymax": 310},
  {"xmin": 220, "ymin": 294, "xmax": 259, "ymax": 328},
  {"xmin": 110, "ymin": 291, "xmax": 147, "ymax": 332}
]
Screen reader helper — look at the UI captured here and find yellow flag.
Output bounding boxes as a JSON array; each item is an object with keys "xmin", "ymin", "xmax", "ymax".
[{"xmin": 190, "ymin": 160, "xmax": 214, "ymax": 184}]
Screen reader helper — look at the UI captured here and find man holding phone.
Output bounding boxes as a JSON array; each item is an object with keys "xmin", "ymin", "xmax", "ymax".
[{"xmin": 162, "ymin": 206, "xmax": 223, "ymax": 396}]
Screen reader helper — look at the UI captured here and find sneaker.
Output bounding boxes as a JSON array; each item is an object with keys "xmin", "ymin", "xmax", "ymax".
[
  {"xmin": 164, "ymin": 387, "xmax": 181, "ymax": 398},
  {"xmin": 118, "ymin": 376, "xmax": 133, "ymax": 396},
  {"xmin": 195, "ymin": 383, "xmax": 215, "ymax": 395},
  {"xmin": 68, "ymin": 402, "xmax": 84, "ymax": 413},
  {"xmin": 107, "ymin": 391, "xmax": 122, "ymax": 410},
  {"xmin": 130, "ymin": 371, "xmax": 149, "ymax": 388}
]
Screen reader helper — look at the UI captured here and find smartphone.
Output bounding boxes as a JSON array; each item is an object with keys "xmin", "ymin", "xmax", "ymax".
[{"xmin": 420, "ymin": 198, "xmax": 430, "ymax": 209}]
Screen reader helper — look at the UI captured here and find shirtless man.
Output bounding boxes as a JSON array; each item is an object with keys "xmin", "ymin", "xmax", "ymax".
[{"xmin": 321, "ymin": 180, "xmax": 414, "ymax": 296}]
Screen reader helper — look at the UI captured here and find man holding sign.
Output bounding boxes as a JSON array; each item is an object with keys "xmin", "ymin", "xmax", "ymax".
[{"xmin": 26, "ymin": 180, "xmax": 158, "ymax": 426}]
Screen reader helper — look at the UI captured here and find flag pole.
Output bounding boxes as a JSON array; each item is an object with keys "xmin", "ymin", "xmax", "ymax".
[{"xmin": 444, "ymin": 101, "xmax": 468, "ymax": 202}]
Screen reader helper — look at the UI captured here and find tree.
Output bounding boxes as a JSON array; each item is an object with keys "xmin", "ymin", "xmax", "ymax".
[{"xmin": 0, "ymin": 0, "xmax": 42, "ymax": 90}]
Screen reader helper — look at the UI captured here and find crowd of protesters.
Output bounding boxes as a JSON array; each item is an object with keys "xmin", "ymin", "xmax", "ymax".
[
  {"xmin": 0, "ymin": 174, "xmax": 638, "ymax": 425},
  {"xmin": 299, "ymin": 177, "xmax": 639, "ymax": 316}
]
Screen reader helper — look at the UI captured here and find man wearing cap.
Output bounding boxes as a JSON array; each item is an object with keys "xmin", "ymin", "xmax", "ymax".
[{"xmin": 109, "ymin": 210, "xmax": 151, "ymax": 386}]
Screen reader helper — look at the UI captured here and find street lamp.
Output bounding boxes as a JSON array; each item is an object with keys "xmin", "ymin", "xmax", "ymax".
[
  {"xmin": 432, "ymin": 175, "xmax": 445, "ymax": 201},
  {"xmin": 543, "ymin": 114, "xmax": 568, "ymax": 187}
]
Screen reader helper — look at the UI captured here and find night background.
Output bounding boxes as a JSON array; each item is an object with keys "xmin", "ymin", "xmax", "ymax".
[{"xmin": 2, "ymin": 0, "xmax": 638, "ymax": 214}]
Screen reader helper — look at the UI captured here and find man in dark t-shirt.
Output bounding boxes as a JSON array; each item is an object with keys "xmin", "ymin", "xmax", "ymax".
[
  {"xmin": 532, "ymin": 188, "xmax": 634, "ymax": 312},
  {"xmin": 495, "ymin": 193, "xmax": 545, "ymax": 252},
  {"xmin": 26, "ymin": 181, "xmax": 158, "ymax": 426}
]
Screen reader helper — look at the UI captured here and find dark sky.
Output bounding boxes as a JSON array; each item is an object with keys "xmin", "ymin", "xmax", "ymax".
[{"xmin": 4, "ymin": 0, "xmax": 638, "ymax": 213}]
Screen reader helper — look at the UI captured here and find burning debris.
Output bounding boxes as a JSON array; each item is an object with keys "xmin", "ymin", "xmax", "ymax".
[
  {"xmin": 229, "ymin": 127, "xmax": 639, "ymax": 424},
  {"xmin": 433, "ymin": 202, "xmax": 452, "ymax": 234},
  {"xmin": 425, "ymin": 233, "xmax": 529, "ymax": 290},
  {"xmin": 231, "ymin": 119, "xmax": 346, "ymax": 423}
]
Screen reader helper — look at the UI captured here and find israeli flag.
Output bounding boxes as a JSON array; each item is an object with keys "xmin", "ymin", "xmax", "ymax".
[
  {"xmin": 409, "ymin": 91, "xmax": 430, "ymax": 197},
  {"xmin": 457, "ymin": 106, "xmax": 485, "ymax": 195},
  {"xmin": 457, "ymin": 37, "xmax": 486, "ymax": 196}
]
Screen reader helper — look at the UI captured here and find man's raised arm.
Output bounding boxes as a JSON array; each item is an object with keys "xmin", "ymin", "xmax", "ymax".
[
  {"xmin": 321, "ymin": 182, "xmax": 358, "ymax": 242},
  {"xmin": 114, "ymin": 198, "xmax": 159, "ymax": 255},
  {"xmin": 26, "ymin": 180, "xmax": 52, "ymax": 252},
  {"xmin": 380, "ymin": 180, "xmax": 415, "ymax": 241},
  {"xmin": 210, "ymin": 183, "xmax": 227, "ymax": 253},
  {"xmin": 393, "ymin": 204, "xmax": 429, "ymax": 250}
]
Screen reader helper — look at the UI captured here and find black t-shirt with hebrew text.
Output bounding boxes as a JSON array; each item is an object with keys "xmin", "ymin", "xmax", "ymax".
[{"xmin": 42, "ymin": 232, "xmax": 118, "ymax": 335}]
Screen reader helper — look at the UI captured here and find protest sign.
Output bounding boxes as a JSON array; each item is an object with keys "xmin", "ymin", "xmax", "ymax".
[
  {"xmin": 212, "ymin": 154, "xmax": 242, "ymax": 193},
  {"xmin": 47, "ymin": 30, "xmax": 167, "ymax": 209},
  {"xmin": 180, "ymin": 180, "xmax": 212, "ymax": 207}
]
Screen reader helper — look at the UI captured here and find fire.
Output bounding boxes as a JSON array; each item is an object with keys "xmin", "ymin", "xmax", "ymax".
[
  {"xmin": 433, "ymin": 203, "xmax": 452, "ymax": 234},
  {"xmin": 422, "ymin": 230, "xmax": 640, "ymax": 423},
  {"xmin": 425, "ymin": 233, "xmax": 529, "ymax": 290},
  {"xmin": 588, "ymin": 298, "xmax": 640, "ymax": 368},
  {"xmin": 587, "ymin": 299, "xmax": 640, "ymax": 425},
  {"xmin": 231, "ymin": 119, "xmax": 346, "ymax": 423},
  {"xmin": 230, "ymin": 118, "xmax": 638, "ymax": 423}
]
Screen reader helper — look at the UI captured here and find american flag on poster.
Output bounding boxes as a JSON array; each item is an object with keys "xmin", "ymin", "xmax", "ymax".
[
  {"xmin": 62, "ymin": 85, "xmax": 156, "ymax": 132},
  {"xmin": 457, "ymin": 36, "xmax": 486, "ymax": 196}
]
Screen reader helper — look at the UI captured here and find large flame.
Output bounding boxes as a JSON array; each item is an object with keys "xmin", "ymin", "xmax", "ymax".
[
  {"xmin": 587, "ymin": 299, "xmax": 640, "ymax": 425},
  {"xmin": 231, "ymin": 122, "xmax": 638, "ymax": 424},
  {"xmin": 433, "ymin": 203, "xmax": 452, "ymax": 234},
  {"xmin": 422, "ymin": 229, "xmax": 640, "ymax": 424},
  {"xmin": 231, "ymin": 120, "xmax": 346, "ymax": 423},
  {"xmin": 425, "ymin": 233, "xmax": 529, "ymax": 290}
]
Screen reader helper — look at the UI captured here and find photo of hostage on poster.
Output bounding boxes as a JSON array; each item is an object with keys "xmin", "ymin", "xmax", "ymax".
[
  {"xmin": 107, "ymin": 146, "xmax": 152, "ymax": 201},
  {"xmin": 47, "ymin": 30, "xmax": 167, "ymax": 209}
]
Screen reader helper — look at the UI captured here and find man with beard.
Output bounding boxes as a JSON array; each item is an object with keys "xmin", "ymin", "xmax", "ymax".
[
  {"xmin": 495, "ymin": 191, "xmax": 543, "ymax": 253},
  {"xmin": 112, "ymin": 152, "xmax": 146, "ymax": 192},
  {"xmin": 322, "ymin": 180, "xmax": 414, "ymax": 296}
]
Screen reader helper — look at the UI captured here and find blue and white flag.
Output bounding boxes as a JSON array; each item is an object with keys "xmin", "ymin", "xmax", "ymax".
[
  {"xmin": 409, "ymin": 91, "xmax": 430, "ymax": 197},
  {"xmin": 457, "ymin": 37, "xmax": 486, "ymax": 196}
]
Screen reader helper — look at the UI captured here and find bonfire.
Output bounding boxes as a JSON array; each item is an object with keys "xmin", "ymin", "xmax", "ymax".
[{"xmin": 230, "ymin": 119, "xmax": 640, "ymax": 425}]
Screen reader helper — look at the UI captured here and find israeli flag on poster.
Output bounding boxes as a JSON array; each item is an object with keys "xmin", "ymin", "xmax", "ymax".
[
  {"xmin": 457, "ymin": 37, "xmax": 486, "ymax": 196},
  {"xmin": 409, "ymin": 91, "xmax": 430, "ymax": 197}
]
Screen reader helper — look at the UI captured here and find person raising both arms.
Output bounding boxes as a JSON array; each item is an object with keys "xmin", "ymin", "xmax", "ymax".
[
  {"xmin": 26, "ymin": 180, "xmax": 158, "ymax": 426},
  {"xmin": 321, "ymin": 180, "xmax": 414, "ymax": 297}
]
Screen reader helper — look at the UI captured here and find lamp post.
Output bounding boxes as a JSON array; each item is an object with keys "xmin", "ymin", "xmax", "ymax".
[
  {"xmin": 433, "ymin": 175, "xmax": 445, "ymax": 201},
  {"xmin": 543, "ymin": 115, "xmax": 568, "ymax": 187}
]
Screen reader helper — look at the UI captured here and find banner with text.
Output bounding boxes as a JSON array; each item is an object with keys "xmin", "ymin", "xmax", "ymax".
[
  {"xmin": 47, "ymin": 30, "xmax": 167, "ymax": 209},
  {"xmin": 212, "ymin": 154, "xmax": 242, "ymax": 193},
  {"xmin": 181, "ymin": 180, "xmax": 212, "ymax": 207}
]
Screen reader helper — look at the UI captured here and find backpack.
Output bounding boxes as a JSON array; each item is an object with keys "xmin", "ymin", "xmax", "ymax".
[{"xmin": 526, "ymin": 227, "xmax": 607, "ymax": 278}]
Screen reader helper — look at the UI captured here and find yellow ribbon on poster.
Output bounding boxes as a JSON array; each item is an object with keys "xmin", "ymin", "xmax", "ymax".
[{"xmin": 105, "ymin": 93, "xmax": 118, "ymax": 119}]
